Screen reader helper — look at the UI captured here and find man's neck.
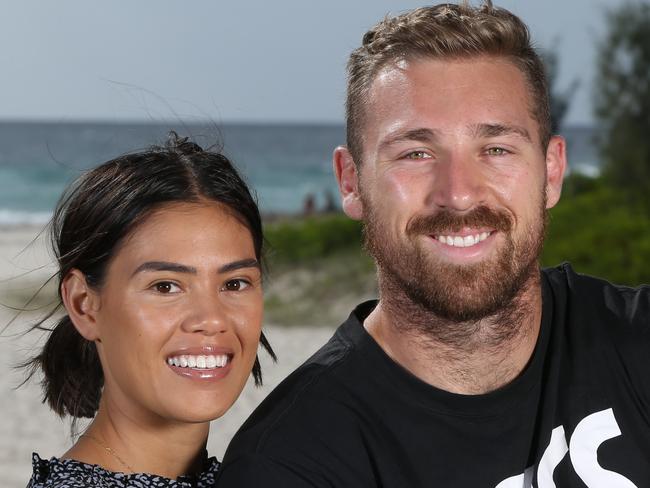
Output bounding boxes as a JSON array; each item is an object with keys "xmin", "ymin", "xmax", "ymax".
[{"xmin": 363, "ymin": 273, "xmax": 543, "ymax": 395}]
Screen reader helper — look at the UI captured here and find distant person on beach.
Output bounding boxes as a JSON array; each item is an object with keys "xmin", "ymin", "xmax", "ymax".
[
  {"xmin": 24, "ymin": 133, "xmax": 275, "ymax": 487},
  {"xmin": 218, "ymin": 2, "xmax": 650, "ymax": 486}
]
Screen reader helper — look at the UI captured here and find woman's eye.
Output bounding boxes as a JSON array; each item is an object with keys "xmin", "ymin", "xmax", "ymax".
[
  {"xmin": 154, "ymin": 282, "xmax": 180, "ymax": 294},
  {"xmin": 223, "ymin": 279, "xmax": 250, "ymax": 292},
  {"xmin": 486, "ymin": 147, "xmax": 509, "ymax": 156}
]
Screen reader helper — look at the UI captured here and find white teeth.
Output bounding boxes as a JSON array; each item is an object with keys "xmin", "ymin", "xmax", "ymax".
[
  {"xmin": 167, "ymin": 354, "xmax": 229, "ymax": 369},
  {"xmin": 436, "ymin": 231, "xmax": 491, "ymax": 248}
]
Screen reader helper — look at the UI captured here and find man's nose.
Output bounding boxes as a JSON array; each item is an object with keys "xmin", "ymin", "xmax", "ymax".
[{"xmin": 428, "ymin": 154, "xmax": 486, "ymax": 211}]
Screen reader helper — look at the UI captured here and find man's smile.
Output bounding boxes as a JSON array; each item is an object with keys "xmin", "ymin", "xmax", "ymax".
[{"xmin": 434, "ymin": 230, "xmax": 492, "ymax": 248}]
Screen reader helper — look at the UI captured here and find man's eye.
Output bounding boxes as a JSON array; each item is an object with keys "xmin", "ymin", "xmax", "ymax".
[
  {"xmin": 223, "ymin": 279, "xmax": 251, "ymax": 292},
  {"xmin": 154, "ymin": 282, "xmax": 180, "ymax": 294},
  {"xmin": 486, "ymin": 147, "xmax": 508, "ymax": 156},
  {"xmin": 404, "ymin": 151, "xmax": 429, "ymax": 160}
]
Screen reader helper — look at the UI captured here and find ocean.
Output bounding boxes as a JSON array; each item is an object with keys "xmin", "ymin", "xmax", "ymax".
[{"xmin": 0, "ymin": 121, "xmax": 599, "ymax": 226}]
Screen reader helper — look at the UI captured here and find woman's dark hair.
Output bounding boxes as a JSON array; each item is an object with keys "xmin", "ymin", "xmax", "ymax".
[{"xmin": 25, "ymin": 132, "xmax": 276, "ymax": 420}]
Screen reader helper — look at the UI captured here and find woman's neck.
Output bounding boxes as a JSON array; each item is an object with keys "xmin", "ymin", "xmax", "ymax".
[{"xmin": 63, "ymin": 396, "xmax": 210, "ymax": 479}]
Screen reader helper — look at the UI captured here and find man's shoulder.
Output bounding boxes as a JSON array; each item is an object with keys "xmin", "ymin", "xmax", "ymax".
[
  {"xmin": 543, "ymin": 262, "xmax": 650, "ymax": 326},
  {"xmin": 219, "ymin": 303, "xmax": 379, "ymax": 486},
  {"xmin": 226, "ymin": 301, "xmax": 377, "ymax": 454}
]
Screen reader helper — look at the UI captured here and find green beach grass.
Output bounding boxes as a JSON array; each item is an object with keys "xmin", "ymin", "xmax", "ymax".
[{"xmin": 263, "ymin": 178, "xmax": 650, "ymax": 325}]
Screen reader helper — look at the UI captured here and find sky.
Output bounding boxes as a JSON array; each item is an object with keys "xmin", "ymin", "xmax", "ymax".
[{"xmin": 0, "ymin": 0, "xmax": 633, "ymax": 126}]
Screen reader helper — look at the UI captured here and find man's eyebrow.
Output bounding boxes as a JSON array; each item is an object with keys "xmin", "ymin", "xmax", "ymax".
[
  {"xmin": 218, "ymin": 258, "xmax": 260, "ymax": 273},
  {"xmin": 472, "ymin": 123, "xmax": 532, "ymax": 142},
  {"xmin": 378, "ymin": 128, "xmax": 440, "ymax": 152},
  {"xmin": 132, "ymin": 261, "xmax": 197, "ymax": 276}
]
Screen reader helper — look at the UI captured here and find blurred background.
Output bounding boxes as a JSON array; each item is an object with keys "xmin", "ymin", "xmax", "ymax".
[{"xmin": 1, "ymin": 0, "xmax": 648, "ymax": 485}]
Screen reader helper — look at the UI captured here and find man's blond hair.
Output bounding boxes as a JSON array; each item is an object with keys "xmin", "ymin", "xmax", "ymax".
[{"xmin": 346, "ymin": 1, "xmax": 551, "ymax": 162}]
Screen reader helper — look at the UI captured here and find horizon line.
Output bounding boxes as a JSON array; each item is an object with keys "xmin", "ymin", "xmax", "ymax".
[
  {"xmin": 0, "ymin": 117, "xmax": 597, "ymax": 130},
  {"xmin": 0, "ymin": 117, "xmax": 346, "ymax": 127}
]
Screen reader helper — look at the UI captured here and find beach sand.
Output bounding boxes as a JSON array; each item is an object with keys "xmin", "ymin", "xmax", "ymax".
[{"xmin": 0, "ymin": 225, "xmax": 337, "ymax": 487}]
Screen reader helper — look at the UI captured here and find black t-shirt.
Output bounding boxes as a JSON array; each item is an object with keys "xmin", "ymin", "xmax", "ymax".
[{"xmin": 218, "ymin": 264, "xmax": 650, "ymax": 487}]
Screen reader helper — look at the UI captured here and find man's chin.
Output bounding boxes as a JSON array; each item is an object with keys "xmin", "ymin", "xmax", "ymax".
[
  {"xmin": 404, "ymin": 275, "xmax": 512, "ymax": 322},
  {"xmin": 408, "ymin": 254, "xmax": 539, "ymax": 321},
  {"xmin": 419, "ymin": 250, "xmax": 502, "ymax": 288}
]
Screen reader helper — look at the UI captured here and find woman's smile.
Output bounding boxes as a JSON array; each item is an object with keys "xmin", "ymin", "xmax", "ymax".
[{"xmin": 166, "ymin": 345, "xmax": 235, "ymax": 381}]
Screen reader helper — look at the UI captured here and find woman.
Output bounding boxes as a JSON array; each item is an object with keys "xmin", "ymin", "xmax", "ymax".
[{"xmin": 25, "ymin": 133, "xmax": 275, "ymax": 487}]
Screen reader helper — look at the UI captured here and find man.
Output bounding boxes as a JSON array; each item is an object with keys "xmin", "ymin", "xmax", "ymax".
[{"xmin": 218, "ymin": 2, "xmax": 650, "ymax": 486}]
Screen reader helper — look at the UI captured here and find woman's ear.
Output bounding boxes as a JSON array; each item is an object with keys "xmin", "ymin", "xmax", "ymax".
[{"xmin": 60, "ymin": 269, "xmax": 101, "ymax": 341}]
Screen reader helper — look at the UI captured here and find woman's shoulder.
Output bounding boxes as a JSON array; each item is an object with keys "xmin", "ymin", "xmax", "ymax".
[
  {"xmin": 27, "ymin": 453, "xmax": 110, "ymax": 488},
  {"xmin": 27, "ymin": 452, "xmax": 221, "ymax": 488}
]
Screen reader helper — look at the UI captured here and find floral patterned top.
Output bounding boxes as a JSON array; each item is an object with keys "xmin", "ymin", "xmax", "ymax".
[{"xmin": 27, "ymin": 452, "xmax": 219, "ymax": 488}]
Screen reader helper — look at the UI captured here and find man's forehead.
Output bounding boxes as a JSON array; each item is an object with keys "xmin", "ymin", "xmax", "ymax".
[{"xmin": 363, "ymin": 56, "xmax": 543, "ymax": 147}]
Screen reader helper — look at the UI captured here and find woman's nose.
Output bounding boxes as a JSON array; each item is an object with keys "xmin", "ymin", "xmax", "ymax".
[{"xmin": 181, "ymin": 295, "xmax": 229, "ymax": 336}]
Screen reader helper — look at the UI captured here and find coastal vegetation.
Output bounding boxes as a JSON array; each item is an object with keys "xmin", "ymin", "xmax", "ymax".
[
  {"xmin": 263, "ymin": 215, "xmax": 374, "ymax": 326},
  {"xmin": 262, "ymin": 177, "xmax": 650, "ymax": 326},
  {"xmin": 8, "ymin": 170, "xmax": 647, "ymax": 328}
]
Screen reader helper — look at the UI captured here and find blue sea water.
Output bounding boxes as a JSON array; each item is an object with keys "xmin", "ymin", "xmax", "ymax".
[{"xmin": 0, "ymin": 121, "xmax": 599, "ymax": 226}]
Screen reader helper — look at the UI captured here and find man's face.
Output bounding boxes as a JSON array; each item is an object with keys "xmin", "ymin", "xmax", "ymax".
[{"xmin": 335, "ymin": 56, "xmax": 565, "ymax": 322}]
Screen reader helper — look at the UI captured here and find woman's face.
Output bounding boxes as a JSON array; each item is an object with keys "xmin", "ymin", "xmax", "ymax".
[{"xmin": 90, "ymin": 202, "xmax": 263, "ymax": 424}]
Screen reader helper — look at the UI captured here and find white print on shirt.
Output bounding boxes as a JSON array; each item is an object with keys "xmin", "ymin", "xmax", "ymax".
[
  {"xmin": 495, "ymin": 408, "xmax": 637, "ymax": 487},
  {"xmin": 537, "ymin": 425, "xmax": 568, "ymax": 487},
  {"xmin": 569, "ymin": 409, "xmax": 637, "ymax": 487}
]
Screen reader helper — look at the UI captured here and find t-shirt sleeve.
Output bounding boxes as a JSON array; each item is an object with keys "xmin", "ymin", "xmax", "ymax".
[
  {"xmin": 595, "ymin": 282, "xmax": 650, "ymax": 419},
  {"xmin": 621, "ymin": 286, "xmax": 650, "ymax": 393},
  {"xmin": 217, "ymin": 452, "xmax": 332, "ymax": 488}
]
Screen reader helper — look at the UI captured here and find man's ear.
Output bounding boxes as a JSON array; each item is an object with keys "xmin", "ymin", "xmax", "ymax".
[
  {"xmin": 333, "ymin": 146, "xmax": 364, "ymax": 220},
  {"xmin": 61, "ymin": 269, "xmax": 101, "ymax": 341},
  {"xmin": 545, "ymin": 135, "xmax": 567, "ymax": 209}
]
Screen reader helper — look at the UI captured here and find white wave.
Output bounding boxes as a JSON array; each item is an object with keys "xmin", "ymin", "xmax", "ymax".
[{"xmin": 0, "ymin": 209, "xmax": 52, "ymax": 227}]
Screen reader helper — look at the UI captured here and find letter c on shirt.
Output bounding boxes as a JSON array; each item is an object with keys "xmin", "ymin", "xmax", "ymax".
[{"xmin": 569, "ymin": 408, "xmax": 637, "ymax": 487}]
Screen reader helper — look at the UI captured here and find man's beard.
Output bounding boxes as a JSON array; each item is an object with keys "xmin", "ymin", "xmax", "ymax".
[{"xmin": 363, "ymin": 195, "xmax": 547, "ymax": 342}]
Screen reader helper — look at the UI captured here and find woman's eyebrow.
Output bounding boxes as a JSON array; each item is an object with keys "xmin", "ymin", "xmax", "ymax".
[
  {"xmin": 131, "ymin": 261, "xmax": 197, "ymax": 277},
  {"xmin": 131, "ymin": 259, "xmax": 260, "ymax": 277},
  {"xmin": 218, "ymin": 258, "xmax": 260, "ymax": 273}
]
